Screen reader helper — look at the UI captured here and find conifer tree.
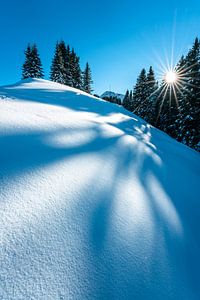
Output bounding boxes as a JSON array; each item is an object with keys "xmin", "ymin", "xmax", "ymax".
[
  {"xmin": 132, "ymin": 68, "xmax": 147, "ymax": 115},
  {"xmin": 22, "ymin": 44, "xmax": 32, "ymax": 79},
  {"xmin": 82, "ymin": 62, "xmax": 93, "ymax": 93},
  {"xmin": 122, "ymin": 38, "xmax": 200, "ymax": 152},
  {"xmin": 74, "ymin": 55, "xmax": 82, "ymax": 89},
  {"xmin": 73, "ymin": 53, "xmax": 82, "ymax": 89},
  {"xmin": 157, "ymin": 85, "xmax": 179, "ymax": 138},
  {"xmin": 143, "ymin": 66, "xmax": 158, "ymax": 123},
  {"xmin": 50, "ymin": 41, "xmax": 69, "ymax": 84},
  {"xmin": 180, "ymin": 38, "xmax": 200, "ymax": 149},
  {"xmin": 69, "ymin": 48, "xmax": 76, "ymax": 86},
  {"xmin": 173, "ymin": 55, "xmax": 187, "ymax": 141},
  {"xmin": 65, "ymin": 45, "xmax": 72, "ymax": 86},
  {"xmin": 22, "ymin": 44, "xmax": 44, "ymax": 79},
  {"xmin": 123, "ymin": 90, "xmax": 130, "ymax": 110},
  {"xmin": 69, "ymin": 49, "xmax": 82, "ymax": 89},
  {"xmin": 146, "ymin": 66, "xmax": 157, "ymax": 97},
  {"xmin": 129, "ymin": 90, "xmax": 133, "ymax": 102}
]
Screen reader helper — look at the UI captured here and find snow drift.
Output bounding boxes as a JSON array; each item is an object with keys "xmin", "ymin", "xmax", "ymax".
[{"xmin": 0, "ymin": 79, "xmax": 200, "ymax": 300}]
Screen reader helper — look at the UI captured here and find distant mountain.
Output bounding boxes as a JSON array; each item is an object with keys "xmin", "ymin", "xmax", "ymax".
[{"xmin": 101, "ymin": 91, "xmax": 125, "ymax": 101}]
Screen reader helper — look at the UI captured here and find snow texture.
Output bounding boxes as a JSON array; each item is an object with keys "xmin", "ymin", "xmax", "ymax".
[{"xmin": 0, "ymin": 78, "xmax": 200, "ymax": 300}]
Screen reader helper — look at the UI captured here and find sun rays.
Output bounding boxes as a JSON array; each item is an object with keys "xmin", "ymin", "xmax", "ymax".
[
  {"xmin": 150, "ymin": 54, "xmax": 199, "ymax": 123},
  {"xmin": 165, "ymin": 71, "xmax": 177, "ymax": 84}
]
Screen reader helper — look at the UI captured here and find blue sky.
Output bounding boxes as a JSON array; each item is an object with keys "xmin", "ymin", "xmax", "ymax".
[{"xmin": 0, "ymin": 0, "xmax": 200, "ymax": 94}]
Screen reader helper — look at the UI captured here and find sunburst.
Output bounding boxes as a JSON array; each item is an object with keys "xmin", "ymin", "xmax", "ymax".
[
  {"xmin": 151, "ymin": 57, "xmax": 198, "ymax": 124},
  {"xmin": 165, "ymin": 70, "xmax": 177, "ymax": 84}
]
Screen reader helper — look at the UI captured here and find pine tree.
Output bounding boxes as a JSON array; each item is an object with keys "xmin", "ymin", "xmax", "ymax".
[
  {"xmin": 65, "ymin": 45, "xmax": 72, "ymax": 86},
  {"xmin": 123, "ymin": 90, "xmax": 130, "ymax": 110},
  {"xmin": 153, "ymin": 76, "xmax": 179, "ymax": 139},
  {"xmin": 146, "ymin": 66, "xmax": 157, "ymax": 97},
  {"xmin": 180, "ymin": 38, "xmax": 200, "ymax": 149},
  {"xmin": 50, "ymin": 41, "xmax": 69, "ymax": 84},
  {"xmin": 173, "ymin": 55, "xmax": 187, "ymax": 141},
  {"xmin": 69, "ymin": 48, "xmax": 76, "ymax": 87},
  {"xmin": 69, "ymin": 49, "xmax": 82, "ymax": 89},
  {"xmin": 158, "ymin": 86, "xmax": 179, "ymax": 138},
  {"xmin": 82, "ymin": 62, "xmax": 93, "ymax": 93},
  {"xmin": 132, "ymin": 68, "xmax": 147, "ymax": 116},
  {"xmin": 22, "ymin": 44, "xmax": 32, "ymax": 79},
  {"xmin": 22, "ymin": 44, "xmax": 44, "ymax": 79},
  {"xmin": 143, "ymin": 66, "xmax": 158, "ymax": 124},
  {"xmin": 31, "ymin": 44, "xmax": 44, "ymax": 78},
  {"xmin": 59, "ymin": 41, "xmax": 71, "ymax": 85},
  {"xmin": 74, "ymin": 55, "xmax": 82, "ymax": 89},
  {"xmin": 129, "ymin": 90, "xmax": 133, "ymax": 102},
  {"xmin": 121, "ymin": 38, "xmax": 200, "ymax": 152},
  {"xmin": 50, "ymin": 42, "xmax": 62, "ymax": 83}
]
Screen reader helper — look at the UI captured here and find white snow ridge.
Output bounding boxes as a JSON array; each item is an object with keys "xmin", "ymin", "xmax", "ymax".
[{"xmin": 0, "ymin": 78, "xmax": 200, "ymax": 300}]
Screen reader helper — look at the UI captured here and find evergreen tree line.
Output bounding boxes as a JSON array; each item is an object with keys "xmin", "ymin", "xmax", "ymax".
[
  {"xmin": 123, "ymin": 38, "xmax": 200, "ymax": 152},
  {"xmin": 22, "ymin": 41, "xmax": 93, "ymax": 94},
  {"xmin": 102, "ymin": 95, "xmax": 122, "ymax": 105}
]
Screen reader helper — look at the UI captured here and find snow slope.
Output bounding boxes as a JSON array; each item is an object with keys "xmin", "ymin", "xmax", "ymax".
[{"xmin": 0, "ymin": 78, "xmax": 200, "ymax": 300}]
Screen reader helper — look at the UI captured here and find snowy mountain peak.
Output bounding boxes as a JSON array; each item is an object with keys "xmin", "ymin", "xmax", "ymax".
[{"xmin": 101, "ymin": 90, "xmax": 125, "ymax": 101}]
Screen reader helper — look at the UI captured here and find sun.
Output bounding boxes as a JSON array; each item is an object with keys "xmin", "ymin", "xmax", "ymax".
[{"xmin": 165, "ymin": 71, "xmax": 177, "ymax": 84}]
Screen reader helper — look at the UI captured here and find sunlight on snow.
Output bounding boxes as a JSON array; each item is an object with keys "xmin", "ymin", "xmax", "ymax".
[
  {"xmin": 147, "ymin": 173, "xmax": 183, "ymax": 236},
  {"xmin": 0, "ymin": 154, "xmax": 103, "ymax": 246},
  {"xmin": 98, "ymin": 112, "xmax": 133, "ymax": 125},
  {"xmin": 44, "ymin": 129, "xmax": 97, "ymax": 148}
]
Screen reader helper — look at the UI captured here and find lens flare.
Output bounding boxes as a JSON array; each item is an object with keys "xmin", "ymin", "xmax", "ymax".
[
  {"xmin": 165, "ymin": 71, "xmax": 177, "ymax": 84},
  {"xmin": 151, "ymin": 58, "xmax": 193, "ymax": 125}
]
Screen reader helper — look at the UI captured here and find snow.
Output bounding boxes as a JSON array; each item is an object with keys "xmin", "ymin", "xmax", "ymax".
[
  {"xmin": 0, "ymin": 78, "xmax": 200, "ymax": 300},
  {"xmin": 101, "ymin": 90, "xmax": 125, "ymax": 101}
]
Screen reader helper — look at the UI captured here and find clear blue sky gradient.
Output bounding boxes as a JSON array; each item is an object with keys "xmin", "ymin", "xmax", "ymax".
[{"xmin": 1, "ymin": 0, "xmax": 200, "ymax": 94}]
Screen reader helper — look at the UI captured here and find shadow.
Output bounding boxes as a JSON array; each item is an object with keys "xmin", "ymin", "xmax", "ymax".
[
  {"xmin": 0, "ymin": 126, "xmax": 123, "ymax": 183},
  {"xmin": 0, "ymin": 84, "xmax": 131, "ymax": 118},
  {"xmin": 136, "ymin": 130, "xmax": 200, "ymax": 299},
  {"xmin": 90, "ymin": 191, "xmax": 113, "ymax": 251},
  {"xmin": 1, "ymin": 80, "xmax": 200, "ymax": 299},
  {"xmin": 67, "ymin": 122, "xmax": 200, "ymax": 299}
]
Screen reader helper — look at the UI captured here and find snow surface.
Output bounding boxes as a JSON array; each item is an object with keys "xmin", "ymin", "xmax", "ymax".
[{"xmin": 0, "ymin": 78, "xmax": 200, "ymax": 300}]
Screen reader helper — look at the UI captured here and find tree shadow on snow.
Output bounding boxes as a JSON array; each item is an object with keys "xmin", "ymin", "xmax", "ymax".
[
  {"xmin": 1, "ymin": 83, "xmax": 200, "ymax": 299},
  {"xmin": 0, "ymin": 86, "xmax": 132, "ymax": 118}
]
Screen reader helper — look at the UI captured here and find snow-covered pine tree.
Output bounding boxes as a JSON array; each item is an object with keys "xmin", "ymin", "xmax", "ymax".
[
  {"xmin": 50, "ymin": 41, "xmax": 69, "ymax": 84},
  {"xmin": 129, "ymin": 90, "xmax": 133, "ymax": 102},
  {"xmin": 22, "ymin": 44, "xmax": 32, "ymax": 79},
  {"xmin": 180, "ymin": 38, "xmax": 200, "ymax": 150},
  {"xmin": 102, "ymin": 95, "xmax": 121, "ymax": 105},
  {"xmin": 22, "ymin": 44, "xmax": 44, "ymax": 79},
  {"xmin": 123, "ymin": 90, "xmax": 130, "ymax": 110},
  {"xmin": 154, "ymin": 69, "xmax": 180, "ymax": 139},
  {"xmin": 65, "ymin": 45, "xmax": 72, "ymax": 86},
  {"xmin": 159, "ymin": 85, "xmax": 180, "ymax": 138},
  {"xmin": 173, "ymin": 55, "xmax": 187, "ymax": 141},
  {"xmin": 69, "ymin": 49, "xmax": 82, "ymax": 89},
  {"xmin": 82, "ymin": 62, "xmax": 93, "ymax": 94},
  {"xmin": 132, "ymin": 68, "xmax": 148, "ymax": 116},
  {"xmin": 69, "ymin": 48, "xmax": 76, "ymax": 87},
  {"xmin": 153, "ymin": 77, "xmax": 169, "ymax": 128},
  {"xmin": 143, "ymin": 66, "xmax": 158, "ymax": 124},
  {"xmin": 50, "ymin": 42, "xmax": 62, "ymax": 83},
  {"xmin": 58, "ymin": 41, "xmax": 72, "ymax": 86},
  {"xmin": 74, "ymin": 55, "xmax": 82, "ymax": 89},
  {"xmin": 31, "ymin": 44, "xmax": 44, "ymax": 78}
]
